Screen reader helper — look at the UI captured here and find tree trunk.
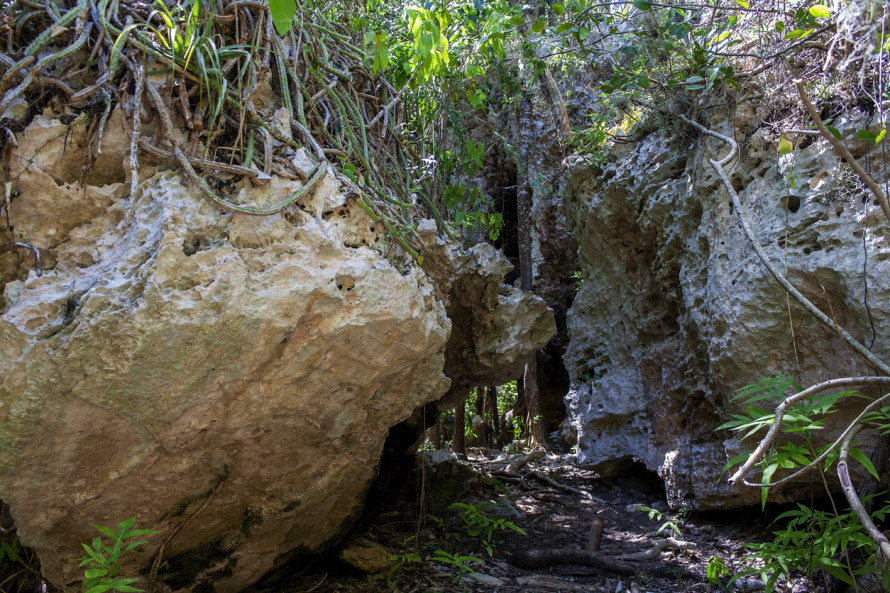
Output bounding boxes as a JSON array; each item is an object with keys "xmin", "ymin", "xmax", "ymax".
[
  {"xmin": 430, "ymin": 420, "xmax": 442, "ymax": 450},
  {"xmin": 517, "ymin": 95, "xmax": 548, "ymax": 450},
  {"xmin": 453, "ymin": 392, "xmax": 467, "ymax": 456},
  {"xmin": 487, "ymin": 385, "xmax": 500, "ymax": 442}
]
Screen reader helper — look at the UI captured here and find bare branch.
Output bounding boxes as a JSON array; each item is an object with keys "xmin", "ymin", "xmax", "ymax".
[{"xmin": 839, "ymin": 425, "xmax": 890, "ymax": 562}]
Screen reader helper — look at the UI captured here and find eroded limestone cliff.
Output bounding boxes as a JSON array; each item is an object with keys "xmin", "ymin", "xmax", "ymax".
[{"xmin": 562, "ymin": 104, "xmax": 890, "ymax": 509}]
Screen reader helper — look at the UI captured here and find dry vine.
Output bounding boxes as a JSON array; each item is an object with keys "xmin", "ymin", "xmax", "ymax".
[{"xmin": 0, "ymin": 0, "xmax": 439, "ymax": 266}]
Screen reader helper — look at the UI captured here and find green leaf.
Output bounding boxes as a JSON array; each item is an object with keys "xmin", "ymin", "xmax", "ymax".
[
  {"xmin": 509, "ymin": 15, "xmax": 524, "ymax": 25},
  {"xmin": 849, "ymin": 447, "xmax": 880, "ymax": 480},
  {"xmin": 784, "ymin": 29, "xmax": 805, "ymax": 39},
  {"xmin": 85, "ymin": 568, "xmax": 109, "ymax": 579},
  {"xmin": 685, "ymin": 75, "xmax": 705, "ymax": 83},
  {"xmin": 778, "ymin": 135, "xmax": 794, "ymax": 154},
  {"xmin": 268, "ymin": 0, "xmax": 297, "ymax": 37},
  {"xmin": 858, "ymin": 129, "xmax": 878, "ymax": 142},
  {"xmin": 531, "ymin": 20, "xmax": 545, "ymax": 33},
  {"xmin": 775, "ymin": 21, "xmax": 785, "ymax": 33},
  {"xmin": 620, "ymin": 45, "xmax": 639, "ymax": 57},
  {"xmin": 662, "ymin": 40, "xmax": 674, "ymax": 51},
  {"xmin": 632, "ymin": 0, "xmax": 652, "ymax": 10},
  {"xmin": 809, "ymin": 5, "xmax": 830, "ymax": 19},
  {"xmin": 552, "ymin": 3, "xmax": 565, "ymax": 15},
  {"xmin": 826, "ymin": 125, "xmax": 843, "ymax": 140},
  {"xmin": 635, "ymin": 75, "xmax": 650, "ymax": 89},
  {"xmin": 555, "ymin": 22, "xmax": 574, "ymax": 33},
  {"xmin": 736, "ymin": 0, "xmax": 750, "ymax": 7}
]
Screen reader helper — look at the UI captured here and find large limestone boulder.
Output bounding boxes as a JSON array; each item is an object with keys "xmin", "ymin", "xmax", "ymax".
[
  {"xmin": 423, "ymin": 241, "xmax": 556, "ymax": 390},
  {"xmin": 563, "ymin": 107, "xmax": 890, "ymax": 509},
  {"xmin": 0, "ymin": 117, "xmax": 450, "ymax": 592}
]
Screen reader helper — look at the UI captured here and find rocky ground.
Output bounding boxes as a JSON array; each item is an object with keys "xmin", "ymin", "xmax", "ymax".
[{"xmin": 269, "ymin": 450, "xmax": 808, "ymax": 593}]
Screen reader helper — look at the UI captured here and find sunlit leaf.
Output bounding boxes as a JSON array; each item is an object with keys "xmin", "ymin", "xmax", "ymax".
[
  {"xmin": 809, "ymin": 4, "xmax": 830, "ymax": 19},
  {"xmin": 633, "ymin": 0, "xmax": 652, "ymax": 10},
  {"xmin": 778, "ymin": 136, "xmax": 794, "ymax": 155}
]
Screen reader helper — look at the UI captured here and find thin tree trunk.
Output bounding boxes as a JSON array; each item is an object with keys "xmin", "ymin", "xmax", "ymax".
[
  {"xmin": 453, "ymin": 392, "xmax": 467, "ymax": 456},
  {"xmin": 487, "ymin": 385, "xmax": 500, "ymax": 439},
  {"xmin": 517, "ymin": 95, "xmax": 548, "ymax": 450},
  {"xmin": 430, "ymin": 420, "xmax": 442, "ymax": 450}
]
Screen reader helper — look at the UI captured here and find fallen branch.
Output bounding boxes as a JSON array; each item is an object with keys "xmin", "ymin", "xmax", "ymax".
[
  {"xmin": 510, "ymin": 547, "xmax": 695, "ymax": 580},
  {"xmin": 506, "ymin": 449, "xmax": 545, "ymax": 474},
  {"xmin": 615, "ymin": 538, "xmax": 695, "ymax": 561},
  {"xmin": 510, "ymin": 548, "xmax": 638, "ymax": 575},
  {"xmin": 527, "ymin": 470, "xmax": 607, "ymax": 504}
]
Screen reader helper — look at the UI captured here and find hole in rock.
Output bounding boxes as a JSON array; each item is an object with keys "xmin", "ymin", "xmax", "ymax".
[
  {"xmin": 598, "ymin": 458, "xmax": 667, "ymax": 500},
  {"xmin": 335, "ymin": 274, "xmax": 356, "ymax": 291},
  {"xmin": 786, "ymin": 194, "xmax": 801, "ymax": 213},
  {"xmin": 183, "ymin": 237, "xmax": 205, "ymax": 256}
]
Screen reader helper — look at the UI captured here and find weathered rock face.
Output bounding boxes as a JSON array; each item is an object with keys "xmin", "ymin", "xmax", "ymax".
[
  {"xmin": 563, "ymin": 107, "xmax": 890, "ymax": 509},
  {"xmin": 0, "ymin": 116, "xmax": 450, "ymax": 592},
  {"xmin": 423, "ymin": 241, "xmax": 556, "ymax": 393}
]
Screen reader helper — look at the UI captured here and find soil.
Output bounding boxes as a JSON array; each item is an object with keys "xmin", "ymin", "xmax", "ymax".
[{"xmin": 269, "ymin": 449, "xmax": 785, "ymax": 593}]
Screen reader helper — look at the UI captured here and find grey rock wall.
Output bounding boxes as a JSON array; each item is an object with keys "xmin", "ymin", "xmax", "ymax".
[{"xmin": 563, "ymin": 108, "xmax": 890, "ymax": 509}]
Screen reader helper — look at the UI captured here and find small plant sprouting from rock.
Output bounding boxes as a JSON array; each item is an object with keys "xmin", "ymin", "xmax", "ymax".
[{"xmin": 79, "ymin": 518, "xmax": 158, "ymax": 593}]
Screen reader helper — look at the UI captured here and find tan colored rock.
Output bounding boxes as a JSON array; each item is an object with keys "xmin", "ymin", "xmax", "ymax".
[
  {"xmin": 338, "ymin": 536, "xmax": 392, "ymax": 573},
  {"xmin": 0, "ymin": 166, "xmax": 450, "ymax": 593},
  {"xmin": 424, "ymin": 242, "xmax": 556, "ymax": 390}
]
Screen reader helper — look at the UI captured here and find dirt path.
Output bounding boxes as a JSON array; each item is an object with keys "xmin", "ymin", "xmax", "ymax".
[{"xmin": 276, "ymin": 450, "xmax": 782, "ymax": 593}]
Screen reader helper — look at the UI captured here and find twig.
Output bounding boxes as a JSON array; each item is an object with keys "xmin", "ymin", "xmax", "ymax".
[{"xmin": 527, "ymin": 470, "xmax": 607, "ymax": 504}]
